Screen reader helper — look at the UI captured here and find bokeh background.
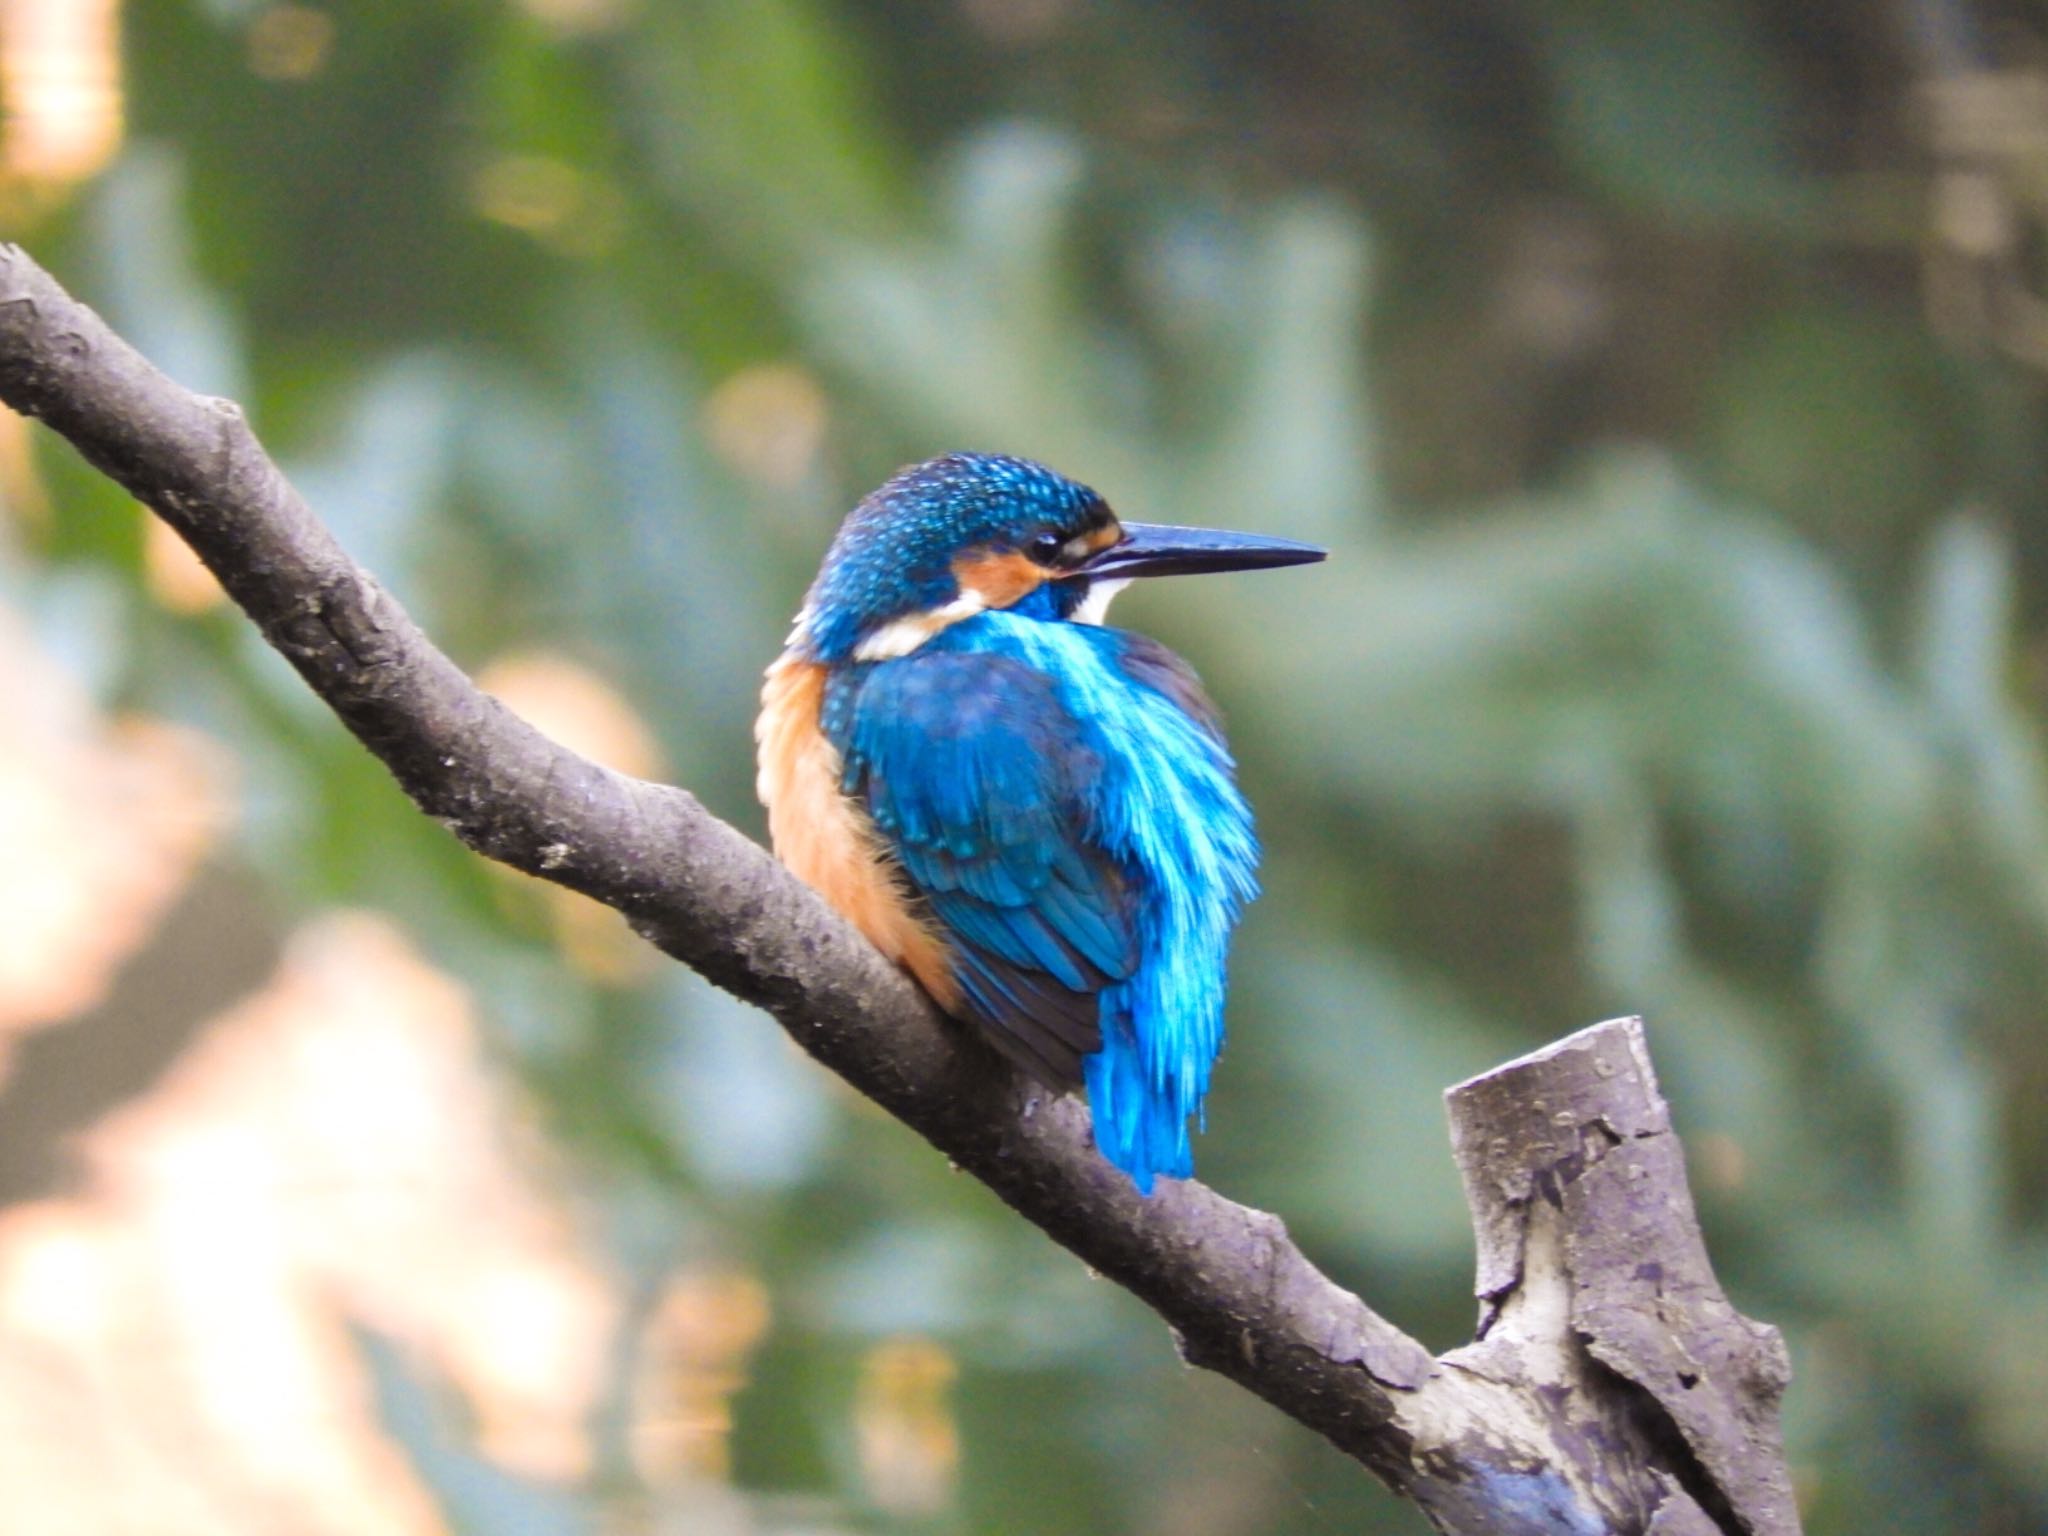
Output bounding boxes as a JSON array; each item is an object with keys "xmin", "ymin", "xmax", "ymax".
[{"xmin": 0, "ymin": 1, "xmax": 2045, "ymax": 1532}]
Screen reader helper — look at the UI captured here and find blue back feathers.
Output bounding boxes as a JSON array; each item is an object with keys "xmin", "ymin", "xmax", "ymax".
[{"xmin": 825, "ymin": 612, "xmax": 1259, "ymax": 1193}]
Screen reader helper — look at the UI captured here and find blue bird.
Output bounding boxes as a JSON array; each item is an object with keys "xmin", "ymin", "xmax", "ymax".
[{"xmin": 757, "ymin": 453, "xmax": 1323, "ymax": 1191}]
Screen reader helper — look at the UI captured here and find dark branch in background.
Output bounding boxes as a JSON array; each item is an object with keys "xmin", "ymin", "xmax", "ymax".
[
  {"xmin": 0, "ymin": 866, "xmax": 280, "ymax": 1205},
  {"xmin": 0, "ymin": 244, "xmax": 1799, "ymax": 1536}
]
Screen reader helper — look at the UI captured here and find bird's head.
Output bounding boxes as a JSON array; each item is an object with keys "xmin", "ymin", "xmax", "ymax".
[{"xmin": 792, "ymin": 452, "xmax": 1324, "ymax": 663}]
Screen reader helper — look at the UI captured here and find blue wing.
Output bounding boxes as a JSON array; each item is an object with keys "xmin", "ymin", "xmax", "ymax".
[
  {"xmin": 826, "ymin": 652, "xmax": 1140, "ymax": 1087},
  {"xmin": 827, "ymin": 618, "xmax": 1258, "ymax": 1195}
]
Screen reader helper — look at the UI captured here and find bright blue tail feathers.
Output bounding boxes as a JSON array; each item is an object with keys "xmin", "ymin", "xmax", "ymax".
[{"xmin": 1086, "ymin": 994, "xmax": 1191, "ymax": 1192}]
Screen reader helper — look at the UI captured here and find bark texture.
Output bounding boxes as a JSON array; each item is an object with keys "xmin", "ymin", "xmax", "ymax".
[{"xmin": 0, "ymin": 243, "xmax": 1798, "ymax": 1535}]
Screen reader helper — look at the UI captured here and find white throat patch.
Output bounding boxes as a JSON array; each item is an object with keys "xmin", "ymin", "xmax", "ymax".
[
  {"xmin": 852, "ymin": 590, "xmax": 990, "ymax": 661},
  {"xmin": 1071, "ymin": 578, "xmax": 1131, "ymax": 626}
]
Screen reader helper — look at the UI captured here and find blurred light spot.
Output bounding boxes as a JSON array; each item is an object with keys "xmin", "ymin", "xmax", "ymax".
[
  {"xmin": 472, "ymin": 154, "xmax": 581, "ymax": 232},
  {"xmin": 547, "ymin": 883, "xmax": 656, "ymax": 984},
  {"xmin": 1693, "ymin": 1131, "xmax": 1747, "ymax": 1194},
  {"xmin": 959, "ymin": 0, "xmax": 1070, "ymax": 47},
  {"xmin": 144, "ymin": 513, "xmax": 226, "ymax": 612},
  {"xmin": 0, "ymin": 713, "xmax": 227, "ymax": 1035},
  {"xmin": 0, "ymin": 0, "xmax": 122, "ymax": 188},
  {"xmin": 0, "ymin": 1207, "xmax": 109, "ymax": 1343},
  {"xmin": 1495, "ymin": 207, "xmax": 1611, "ymax": 360},
  {"xmin": 856, "ymin": 1336, "xmax": 958, "ymax": 1517},
  {"xmin": 660, "ymin": 980, "xmax": 834, "ymax": 1190},
  {"xmin": 246, "ymin": 4, "xmax": 335, "ymax": 83},
  {"xmin": 0, "ymin": 601, "xmax": 229, "ymax": 1063},
  {"xmin": 519, "ymin": 0, "xmax": 633, "ymax": 35},
  {"xmin": 453, "ymin": 1259, "xmax": 617, "ymax": 1480},
  {"xmin": 477, "ymin": 648, "xmax": 659, "ymax": 788},
  {"xmin": 1934, "ymin": 167, "xmax": 2009, "ymax": 261},
  {"xmin": 478, "ymin": 651, "xmax": 664, "ymax": 982},
  {"xmin": 704, "ymin": 364, "xmax": 829, "ymax": 491},
  {"xmin": 469, "ymin": 154, "xmax": 622, "ymax": 258},
  {"xmin": 0, "ymin": 411, "xmax": 50, "ymax": 530},
  {"xmin": 630, "ymin": 1267, "xmax": 772, "ymax": 1484}
]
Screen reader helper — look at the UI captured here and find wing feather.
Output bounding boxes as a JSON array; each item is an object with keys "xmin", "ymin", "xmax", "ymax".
[{"xmin": 827, "ymin": 652, "xmax": 1138, "ymax": 1087}]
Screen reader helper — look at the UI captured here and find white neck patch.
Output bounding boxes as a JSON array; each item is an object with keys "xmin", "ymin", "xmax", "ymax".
[
  {"xmin": 847, "ymin": 576, "xmax": 1128, "ymax": 661},
  {"xmin": 852, "ymin": 590, "xmax": 990, "ymax": 661},
  {"xmin": 1071, "ymin": 578, "xmax": 1131, "ymax": 626}
]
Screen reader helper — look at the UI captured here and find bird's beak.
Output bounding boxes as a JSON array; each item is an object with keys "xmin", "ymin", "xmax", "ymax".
[{"xmin": 1074, "ymin": 521, "xmax": 1327, "ymax": 580}]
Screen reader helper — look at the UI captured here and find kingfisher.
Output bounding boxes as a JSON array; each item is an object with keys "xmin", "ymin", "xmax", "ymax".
[{"xmin": 757, "ymin": 453, "xmax": 1323, "ymax": 1192}]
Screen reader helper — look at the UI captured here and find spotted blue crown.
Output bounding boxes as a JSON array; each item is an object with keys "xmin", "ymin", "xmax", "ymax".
[{"xmin": 800, "ymin": 454, "xmax": 1108, "ymax": 662}]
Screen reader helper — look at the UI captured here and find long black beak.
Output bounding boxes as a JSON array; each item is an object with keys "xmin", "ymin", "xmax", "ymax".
[{"xmin": 1075, "ymin": 521, "xmax": 1327, "ymax": 580}]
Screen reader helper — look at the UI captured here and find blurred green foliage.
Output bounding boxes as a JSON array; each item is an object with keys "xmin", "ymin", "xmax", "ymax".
[{"xmin": 7, "ymin": 1, "xmax": 2048, "ymax": 1532}]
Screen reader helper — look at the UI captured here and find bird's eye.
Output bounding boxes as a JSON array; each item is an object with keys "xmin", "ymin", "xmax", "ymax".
[{"xmin": 1028, "ymin": 530, "xmax": 1066, "ymax": 564}]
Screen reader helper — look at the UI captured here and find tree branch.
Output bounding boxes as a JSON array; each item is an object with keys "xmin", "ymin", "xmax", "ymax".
[{"xmin": 0, "ymin": 244, "xmax": 1798, "ymax": 1535}]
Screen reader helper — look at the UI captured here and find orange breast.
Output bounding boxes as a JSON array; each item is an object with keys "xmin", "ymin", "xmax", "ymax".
[{"xmin": 755, "ymin": 655, "xmax": 960, "ymax": 1010}]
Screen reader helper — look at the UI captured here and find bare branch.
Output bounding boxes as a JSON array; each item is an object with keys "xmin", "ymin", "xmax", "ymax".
[
  {"xmin": 1441, "ymin": 1018, "xmax": 1798, "ymax": 1535},
  {"xmin": 0, "ymin": 243, "xmax": 1797, "ymax": 1535}
]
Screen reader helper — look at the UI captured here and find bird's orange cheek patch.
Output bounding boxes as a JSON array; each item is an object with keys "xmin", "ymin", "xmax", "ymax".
[{"xmin": 952, "ymin": 550, "xmax": 1047, "ymax": 610}]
